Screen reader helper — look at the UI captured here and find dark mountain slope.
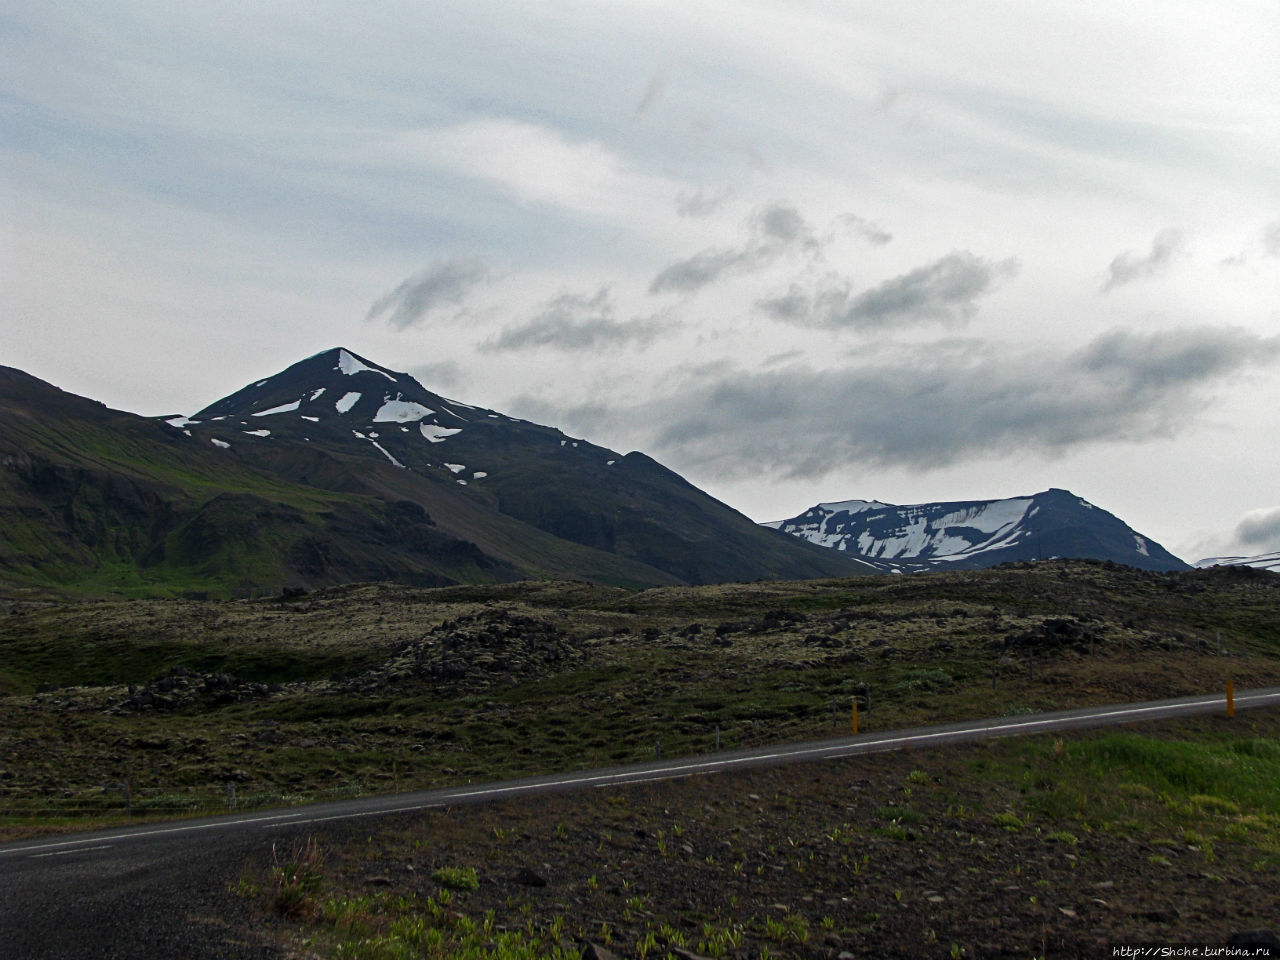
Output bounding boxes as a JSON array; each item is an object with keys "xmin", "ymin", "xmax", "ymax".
[
  {"xmin": 177, "ymin": 348, "xmax": 871, "ymax": 586},
  {"xmin": 1, "ymin": 351, "xmax": 870, "ymax": 596},
  {"xmin": 0, "ymin": 366, "xmax": 522, "ymax": 595}
]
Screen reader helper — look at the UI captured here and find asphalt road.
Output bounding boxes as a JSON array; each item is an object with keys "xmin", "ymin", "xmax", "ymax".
[{"xmin": 3, "ymin": 687, "xmax": 1277, "ymax": 959}]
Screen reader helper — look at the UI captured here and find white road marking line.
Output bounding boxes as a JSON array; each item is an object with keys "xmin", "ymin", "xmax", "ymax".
[
  {"xmin": 30, "ymin": 844, "xmax": 113, "ymax": 858},
  {"xmin": 265, "ymin": 804, "xmax": 445, "ymax": 829}
]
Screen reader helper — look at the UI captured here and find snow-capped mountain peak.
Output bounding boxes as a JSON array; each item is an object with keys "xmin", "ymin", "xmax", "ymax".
[
  {"xmin": 818, "ymin": 498, "xmax": 892, "ymax": 515},
  {"xmin": 1194, "ymin": 551, "xmax": 1280, "ymax": 572},
  {"xmin": 764, "ymin": 489, "xmax": 1188, "ymax": 572},
  {"xmin": 334, "ymin": 347, "xmax": 397, "ymax": 382},
  {"xmin": 187, "ymin": 347, "xmax": 495, "ymax": 434}
]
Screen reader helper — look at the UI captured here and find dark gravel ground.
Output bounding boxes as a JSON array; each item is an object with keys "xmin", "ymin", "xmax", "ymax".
[{"xmin": 254, "ymin": 712, "xmax": 1280, "ymax": 960}]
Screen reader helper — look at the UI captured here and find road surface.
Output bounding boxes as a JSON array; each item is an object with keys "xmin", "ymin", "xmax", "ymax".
[{"xmin": 2, "ymin": 687, "xmax": 1276, "ymax": 958}]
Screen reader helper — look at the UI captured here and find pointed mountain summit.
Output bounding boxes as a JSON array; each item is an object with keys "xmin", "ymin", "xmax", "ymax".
[
  {"xmin": 166, "ymin": 347, "xmax": 873, "ymax": 589},
  {"xmin": 765, "ymin": 489, "xmax": 1189, "ymax": 572},
  {"xmin": 184, "ymin": 347, "xmax": 560, "ymax": 476},
  {"xmin": 192, "ymin": 347, "xmax": 491, "ymax": 440}
]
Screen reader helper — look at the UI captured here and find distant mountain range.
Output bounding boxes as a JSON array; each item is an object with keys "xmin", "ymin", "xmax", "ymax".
[
  {"xmin": 1195, "ymin": 552, "xmax": 1280, "ymax": 573},
  {"xmin": 764, "ymin": 489, "xmax": 1190, "ymax": 572},
  {"xmin": 0, "ymin": 349, "xmax": 869, "ymax": 597}
]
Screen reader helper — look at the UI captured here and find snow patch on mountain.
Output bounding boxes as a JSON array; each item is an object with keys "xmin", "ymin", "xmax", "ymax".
[
  {"xmin": 775, "ymin": 497, "xmax": 1034, "ymax": 558},
  {"xmin": 421, "ymin": 424, "xmax": 461, "ymax": 443},
  {"xmin": 253, "ymin": 400, "xmax": 301, "ymax": 417},
  {"xmin": 368, "ymin": 439, "xmax": 404, "ymax": 467},
  {"xmin": 820, "ymin": 499, "xmax": 891, "ymax": 514},
  {"xmin": 335, "ymin": 392, "xmax": 361, "ymax": 414},
  {"xmin": 374, "ymin": 399, "xmax": 434, "ymax": 423},
  {"xmin": 336, "ymin": 349, "xmax": 396, "ymax": 382}
]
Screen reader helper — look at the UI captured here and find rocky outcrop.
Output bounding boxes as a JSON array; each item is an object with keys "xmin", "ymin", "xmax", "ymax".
[
  {"xmin": 107, "ymin": 665, "xmax": 280, "ymax": 714},
  {"xmin": 343, "ymin": 609, "xmax": 585, "ymax": 693}
]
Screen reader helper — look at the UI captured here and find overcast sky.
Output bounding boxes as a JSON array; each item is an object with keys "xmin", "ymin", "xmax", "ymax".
[{"xmin": 4, "ymin": 1, "xmax": 1278, "ymax": 563}]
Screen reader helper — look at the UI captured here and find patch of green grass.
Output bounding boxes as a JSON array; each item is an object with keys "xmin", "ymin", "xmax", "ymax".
[
  {"xmin": 1067, "ymin": 734, "xmax": 1280, "ymax": 817},
  {"xmin": 432, "ymin": 866, "xmax": 480, "ymax": 892},
  {"xmin": 992, "ymin": 812, "xmax": 1024, "ymax": 831},
  {"xmin": 270, "ymin": 836, "xmax": 326, "ymax": 918},
  {"xmin": 307, "ymin": 890, "xmax": 579, "ymax": 960},
  {"xmin": 876, "ymin": 805, "xmax": 922, "ymax": 824},
  {"xmin": 760, "ymin": 912, "xmax": 810, "ymax": 944}
]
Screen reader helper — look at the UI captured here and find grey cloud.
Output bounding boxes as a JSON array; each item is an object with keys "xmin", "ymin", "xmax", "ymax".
[
  {"xmin": 1264, "ymin": 220, "xmax": 1280, "ymax": 258},
  {"xmin": 1235, "ymin": 507, "xmax": 1280, "ymax": 549},
  {"xmin": 676, "ymin": 187, "xmax": 734, "ymax": 218},
  {"xmin": 756, "ymin": 284, "xmax": 818, "ymax": 323},
  {"xmin": 1073, "ymin": 326, "xmax": 1277, "ymax": 393},
  {"xmin": 650, "ymin": 247, "xmax": 757, "ymax": 294},
  {"xmin": 1102, "ymin": 228, "xmax": 1185, "ymax": 292},
  {"xmin": 367, "ymin": 256, "xmax": 490, "ymax": 329},
  {"xmin": 753, "ymin": 204, "xmax": 816, "ymax": 247},
  {"xmin": 650, "ymin": 202, "xmax": 817, "ymax": 294},
  {"xmin": 834, "ymin": 214, "xmax": 893, "ymax": 246},
  {"xmin": 759, "ymin": 252, "xmax": 1018, "ymax": 329},
  {"xmin": 409, "ymin": 360, "xmax": 463, "ymax": 390},
  {"xmin": 482, "ymin": 288, "xmax": 670, "ymax": 352},
  {"xmin": 763, "ymin": 349, "xmax": 804, "ymax": 367},
  {"xmin": 633, "ymin": 70, "xmax": 667, "ymax": 120},
  {"xmin": 530, "ymin": 326, "xmax": 1279, "ymax": 481}
]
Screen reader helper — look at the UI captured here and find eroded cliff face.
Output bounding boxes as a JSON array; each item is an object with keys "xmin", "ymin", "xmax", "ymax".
[{"xmin": 1, "ymin": 451, "xmax": 183, "ymax": 578}]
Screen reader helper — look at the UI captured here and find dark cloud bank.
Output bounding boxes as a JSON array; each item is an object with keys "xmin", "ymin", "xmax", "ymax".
[
  {"xmin": 648, "ymin": 202, "xmax": 825, "ymax": 294},
  {"xmin": 367, "ymin": 256, "xmax": 490, "ymax": 329},
  {"xmin": 1236, "ymin": 508, "xmax": 1280, "ymax": 549},
  {"xmin": 483, "ymin": 288, "xmax": 670, "ymax": 352},
  {"xmin": 519, "ymin": 326, "xmax": 1279, "ymax": 481},
  {"xmin": 1102, "ymin": 228, "xmax": 1184, "ymax": 292},
  {"xmin": 758, "ymin": 252, "xmax": 1019, "ymax": 329}
]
